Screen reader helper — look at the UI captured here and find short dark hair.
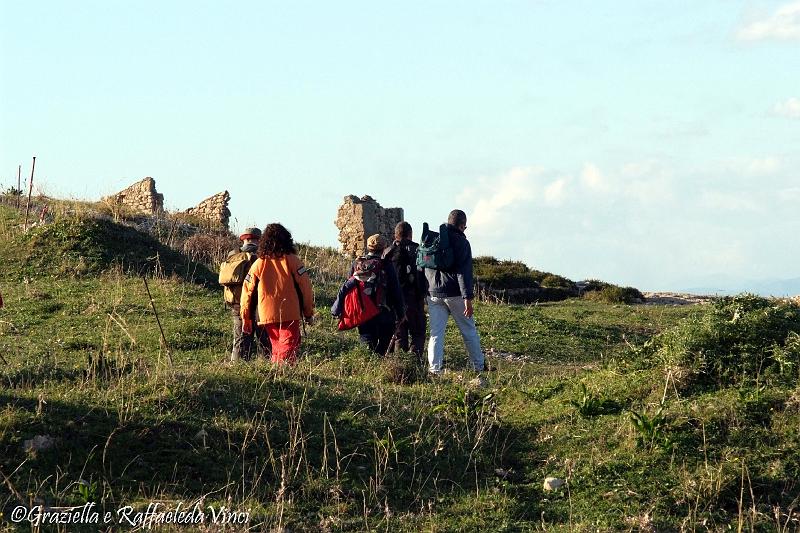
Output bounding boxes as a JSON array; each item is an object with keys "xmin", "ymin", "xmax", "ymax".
[
  {"xmin": 394, "ymin": 221, "xmax": 412, "ymax": 240},
  {"xmin": 448, "ymin": 209, "xmax": 467, "ymax": 227},
  {"xmin": 257, "ymin": 223, "xmax": 297, "ymax": 258}
]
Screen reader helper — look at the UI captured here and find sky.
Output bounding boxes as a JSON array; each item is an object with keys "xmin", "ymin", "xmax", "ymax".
[{"xmin": 1, "ymin": 1, "xmax": 798, "ymax": 292}]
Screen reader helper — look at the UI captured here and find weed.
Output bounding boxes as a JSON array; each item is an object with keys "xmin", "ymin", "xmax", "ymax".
[
  {"xmin": 570, "ymin": 383, "xmax": 602, "ymax": 418},
  {"xmin": 629, "ymin": 406, "xmax": 672, "ymax": 451}
]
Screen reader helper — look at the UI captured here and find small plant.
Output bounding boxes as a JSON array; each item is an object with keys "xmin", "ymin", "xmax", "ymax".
[
  {"xmin": 569, "ymin": 383, "xmax": 603, "ymax": 418},
  {"xmin": 75, "ymin": 478, "xmax": 100, "ymax": 504},
  {"xmin": 431, "ymin": 389, "xmax": 499, "ymax": 470},
  {"xmin": 629, "ymin": 406, "xmax": 672, "ymax": 451}
]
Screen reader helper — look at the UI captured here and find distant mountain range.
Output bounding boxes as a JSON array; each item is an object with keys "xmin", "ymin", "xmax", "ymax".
[{"xmin": 680, "ymin": 277, "xmax": 800, "ymax": 297}]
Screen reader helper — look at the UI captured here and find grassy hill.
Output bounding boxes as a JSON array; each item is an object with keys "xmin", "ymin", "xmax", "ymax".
[{"xmin": 1, "ymin": 199, "xmax": 799, "ymax": 531}]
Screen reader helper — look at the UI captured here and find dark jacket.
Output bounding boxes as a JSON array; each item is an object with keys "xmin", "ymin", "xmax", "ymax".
[
  {"xmin": 424, "ymin": 224, "xmax": 474, "ymax": 299},
  {"xmin": 383, "ymin": 238, "xmax": 427, "ymax": 302}
]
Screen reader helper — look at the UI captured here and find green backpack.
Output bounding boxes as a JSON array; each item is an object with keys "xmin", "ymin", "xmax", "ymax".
[{"xmin": 416, "ymin": 223, "xmax": 454, "ymax": 271}]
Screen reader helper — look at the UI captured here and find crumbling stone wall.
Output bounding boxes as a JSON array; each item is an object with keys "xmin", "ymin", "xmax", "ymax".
[
  {"xmin": 103, "ymin": 177, "xmax": 164, "ymax": 215},
  {"xmin": 335, "ymin": 195, "xmax": 404, "ymax": 257},
  {"xmin": 185, "ymin": 191, "xmax": 231, "ymax": 229}
]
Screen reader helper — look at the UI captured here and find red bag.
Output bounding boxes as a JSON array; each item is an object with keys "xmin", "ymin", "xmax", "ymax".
[{"xmin": 337, "ymin": 281, "xmax": 380, "ymax": 330}]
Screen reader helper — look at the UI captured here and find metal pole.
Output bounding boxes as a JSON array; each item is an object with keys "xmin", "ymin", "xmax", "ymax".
[
  {"xmin": 23, "ymin": 156, "xmax": 35, "ymax": 229},
  {"xmin": 142, "ymin": 274, "xmax": 173, "ymax": 367},
  {"xmin": 16, "ymin": 165, "xmax": 21, "ymax": 209}
]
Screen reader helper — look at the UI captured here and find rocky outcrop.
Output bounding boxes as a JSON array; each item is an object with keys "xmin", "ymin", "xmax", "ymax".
[
  {"xmin": 102, "ymin": 177, "xmax": 164, "ymax": 215},
  {"xmin": 335, "ymin": 195, "xmax": 404, "ymax": 257},
  {"xmin": 185, "ymin": 191, "xmax": 231, "ymax": 229}
]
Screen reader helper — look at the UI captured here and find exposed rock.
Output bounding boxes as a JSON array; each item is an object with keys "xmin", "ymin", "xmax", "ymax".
[
  {"xmin": 102, "ymin": 177, "xmax": 164, "ymax": 215},
  {"xmin": 24, "ymin": 434, "xmax": 55, "ymax": 453},
  {"xmin": 185, "ymin": 191, "xmax": 231, "ymax": 229},
  {"xmin": 335, "ymin": 195, "xmax": 404, "ymax": 258},
  {"xmin": 642, "ymin": 292, "xmax": 715, "ymax": 306},
  {"xmin": 543, "ymin": 477, "xmax": 565, "ymax": 491}
]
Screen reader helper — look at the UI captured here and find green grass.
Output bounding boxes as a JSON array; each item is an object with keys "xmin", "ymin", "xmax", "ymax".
[{"xmin": 1, "ymin": 202, "xmax": 799, "ymax": 531}]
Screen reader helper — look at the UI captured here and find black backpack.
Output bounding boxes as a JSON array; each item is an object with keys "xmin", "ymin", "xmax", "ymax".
[{"xmin": 385, "ymin": 240, "xmax": 418, "ymax": 290}]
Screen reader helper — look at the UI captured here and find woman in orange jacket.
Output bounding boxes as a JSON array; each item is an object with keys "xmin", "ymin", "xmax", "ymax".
[{"xmin": 240, "ymin": 223, "xmax": 314, "ymax": 364}]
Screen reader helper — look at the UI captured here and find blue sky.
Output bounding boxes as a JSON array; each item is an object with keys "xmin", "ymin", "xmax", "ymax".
[{"xmin": 1, "ymin": 1, "xmax": 798, "ymax": 291}]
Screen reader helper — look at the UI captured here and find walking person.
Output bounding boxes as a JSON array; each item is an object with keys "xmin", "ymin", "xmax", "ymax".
[
  {"xmin": 424, "ymin": 210, "xmax": 486, "ymax": 380},
  {"xmin": 383, "ymin": 222, "xmax": 427, "ymax": 359},
  {"xmin": 351, "ymin": 234, "xmax": 405, "ymax": 355},
  {"xmin": 240, "ymin": 223, "xmax": 315, "ymax": 365},
  {"xmin": 219, "ymin": 227, "xmax": 268, "ymax": 362}
]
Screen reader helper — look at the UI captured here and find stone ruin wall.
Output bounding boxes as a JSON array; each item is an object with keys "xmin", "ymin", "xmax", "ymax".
[
  {"xmin": 185, "ymin": 191, "xmax": 231, "ymax": 229},
  {"xmin": 104, "ymin": 178, "xmax": 231, "ymax": 229},
  {"xmin": 335, "ymin": 195, "xmax": 404, "ymax": 258},
  {"xmin": 102, "ymin": 177, "xmax": 164, "ymax": 215}
]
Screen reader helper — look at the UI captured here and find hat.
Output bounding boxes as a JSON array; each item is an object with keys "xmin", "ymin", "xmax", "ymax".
[
  {"xmin": 239, "ymin": 227, "xmax": 262, "ymax": 241},
  {"xmin": 366, "ymin": 234, "xmax": 388, "ymax": 252}
]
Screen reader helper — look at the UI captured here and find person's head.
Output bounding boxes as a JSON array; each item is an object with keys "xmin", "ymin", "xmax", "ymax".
[
  {"xmin": 447, "ymin": 209, "xmax": 467, "ymax": 231},
  {"xmin": 394, "ymin": 221, "xmax": 412, "ymax": 241},
  {"xmin": 239, "ymin": 227, "xmax": 262, "ymax": 245},
  {"xmin": 366, "ymin": 234, "xmax": 388, "ymax": 254},
  {"xmin": 257, "ymin": 223, "xmax": 297, "ymax": 258}
]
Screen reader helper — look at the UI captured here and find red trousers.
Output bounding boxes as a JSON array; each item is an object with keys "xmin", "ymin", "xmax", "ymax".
[{"xmin": 262, "ymin": 321, "xmax": 301, "ymax": 365}]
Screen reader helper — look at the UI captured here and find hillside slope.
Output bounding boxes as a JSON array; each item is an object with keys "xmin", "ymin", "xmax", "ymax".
[{"xmin": 1, "ymin": 202, "xmax": 799, "ymax": 531}]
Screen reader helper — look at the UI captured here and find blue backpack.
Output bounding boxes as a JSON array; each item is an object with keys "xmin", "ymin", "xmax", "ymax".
[{"xmin": 416, "ymin": 223, "xmax": 454, "ymax": 271}]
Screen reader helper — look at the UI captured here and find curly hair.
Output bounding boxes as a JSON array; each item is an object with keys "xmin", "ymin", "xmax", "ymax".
[{"xmin": 257, "ymin": 223, "xmax": 297, "ymax": 258}]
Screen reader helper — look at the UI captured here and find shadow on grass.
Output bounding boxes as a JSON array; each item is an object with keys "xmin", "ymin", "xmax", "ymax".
[{"xmin": 0, "ymin": 367, "xmax": 517, "ymax": 530}]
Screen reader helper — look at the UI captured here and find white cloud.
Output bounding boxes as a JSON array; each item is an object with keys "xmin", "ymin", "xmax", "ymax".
[
  {"xmin": 580, "ymin": 163, "xmax": 608, "ymax": 192},
  {"xmin": 723, "ymin": 156, "xmax": 783, "ymax": 176},
  {"xmin": 543, "ymin": 178, "xmax": 567, "ymax": 205},
  {"xmin": 457, "ymin": 159, "xmax": 794, "ymax": 290},
  {"xmin": 699, "ymin": 191, "xmax": 761, "ymax": 212},
  {"xmin": 457, "ymin": 166, "xmax": 544, "ymax": 231},
  {"xmin": 618, "ymin": 160, "xmax": 675, "ymax": 205},
  {"xmin": 738, "ymin": 1, "xmax": 800, "ymax": 41},
  {"xmin": 744, "ymin": 156, "xmax": 782, "ymax": 175},
  {"xmin": 773, "ymin": 97, "xmax": 800, "ymax": 119}
]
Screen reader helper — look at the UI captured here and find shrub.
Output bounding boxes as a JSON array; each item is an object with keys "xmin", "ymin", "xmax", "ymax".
[
  {"xmin": 473, "ymin": 256, "xmax": 574, "ymax": 290},
  {"xmin": 584, "ymin": 285, "xmax": 645, "ymax": 304},
  {"xmin": 640, "ymin": 294, "xmax": 800, "ymax": 392},
  {"xmin": 183, "ymin": 233, "xmax": 237, "ymax": 268},
  {"xmin": 539, "ymin": 273, "xmax": 574, "ymax": 289},
  {"xmin": 581, "ymin": 279, "xmax": 611, "ymax": 292}
]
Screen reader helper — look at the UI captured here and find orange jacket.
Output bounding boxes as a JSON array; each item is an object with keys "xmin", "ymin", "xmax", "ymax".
[{"xmin": 240, "ymin": 254, "xmax": 314, "ymax": 329}]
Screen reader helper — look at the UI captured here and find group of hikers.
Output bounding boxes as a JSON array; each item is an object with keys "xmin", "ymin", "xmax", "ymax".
[{"xmin": 219, "ymin": 209, "xmax": 486, "ymax": 380}]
